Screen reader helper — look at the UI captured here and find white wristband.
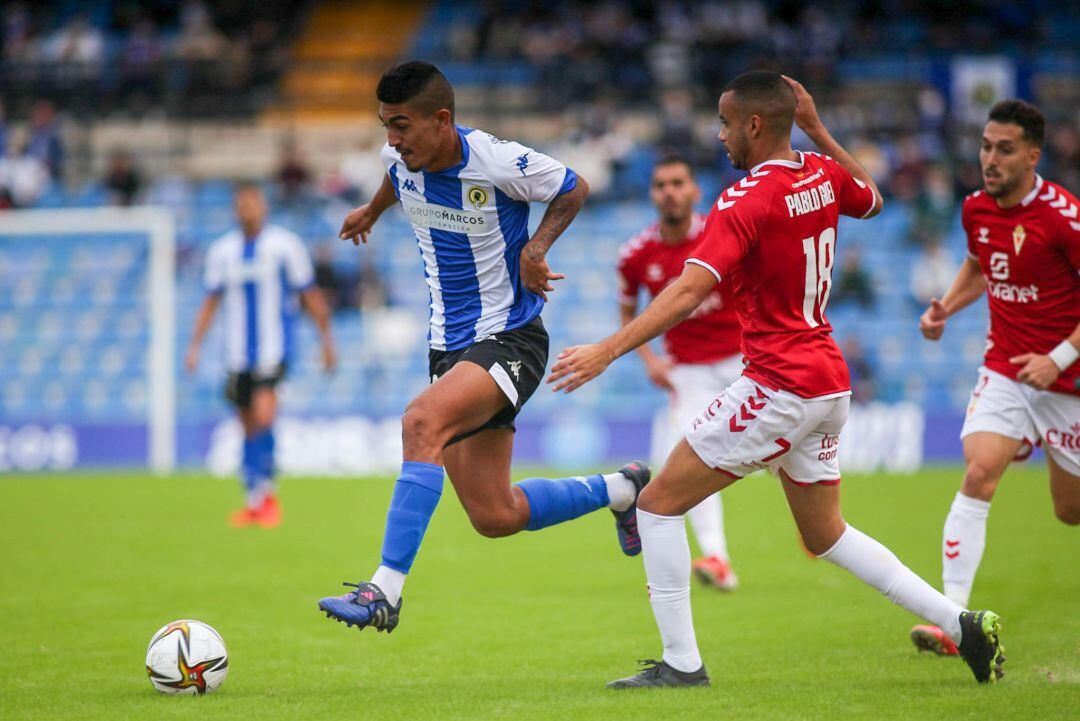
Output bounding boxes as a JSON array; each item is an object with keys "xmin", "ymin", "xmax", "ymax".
[{"xmin": 1048, "ymin": 340, "xmax": 1080, "ymax": 372}]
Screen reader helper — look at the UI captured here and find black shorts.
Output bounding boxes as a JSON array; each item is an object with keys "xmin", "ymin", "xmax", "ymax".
[
  {"xmin": 429, "ymin": 316, "xmax": 549, "ymax": 445},
  {"xmin": 225, "ymin": 363, "xmax": 286, "ymax": 409}
]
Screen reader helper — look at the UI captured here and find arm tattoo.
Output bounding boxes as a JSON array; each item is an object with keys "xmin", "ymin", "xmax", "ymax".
[{"xmin": 524, "ymin": 187, "xmax": 585, "ymax": 260}]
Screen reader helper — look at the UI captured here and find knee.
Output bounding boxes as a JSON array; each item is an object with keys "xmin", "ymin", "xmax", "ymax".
[
  {"xmin": 960, "ymin": 461, "xmax": 1000, "ymax": 500},
  {"xmin": 802, "ymin": 526, "xmax": 843, "ymax": 557},
  {"xmin": 1053, "ymin": 503, "xmax": 1080, "ymax": 526},
  {"xmin": 637, "ymin": 484, "xmax": 679, "ymax": 517},
  {"xmin": 468, "ymin": 506, "xmax": 525, "ymax": 538},
  {"xmin": 401, "ymin": 402, "xmax": 447, "ymax": 455}
]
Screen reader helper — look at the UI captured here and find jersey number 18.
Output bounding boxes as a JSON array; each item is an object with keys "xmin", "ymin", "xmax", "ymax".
[{"xmin": 801, "ymin": 228, "xmax": 836, "ymax": 328}]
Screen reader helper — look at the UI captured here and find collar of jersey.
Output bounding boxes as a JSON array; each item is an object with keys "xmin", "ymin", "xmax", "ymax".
[
  {"xmin": 750, "ymin": 150, "xmax": 804, "ymax": 175},
  {"xmin": 1020, "ymin": 174, "xmax": 1043, "ymax": 207}
]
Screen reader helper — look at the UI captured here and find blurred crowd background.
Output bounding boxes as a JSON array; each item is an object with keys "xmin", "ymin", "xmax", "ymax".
[{"xmin": 1, "ymin": 0, "xmax": 1079, "ymax": 471}]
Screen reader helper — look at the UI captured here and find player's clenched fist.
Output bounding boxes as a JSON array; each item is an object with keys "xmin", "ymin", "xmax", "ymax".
[
  {"xmin": 547, "ymin": 343, "xmax": 616, "ymax": 393},
  {"xmin": 919, "ymin": 298, "xmax": 948, "ymax": 340},
  {"xmin": 338, "ymin": 203, "xmax": 378, "ymax": 246}
]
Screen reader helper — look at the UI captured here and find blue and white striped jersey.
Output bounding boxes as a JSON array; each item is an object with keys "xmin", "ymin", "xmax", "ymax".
[
  {"xmin": 382, "ymin": 126, "xmax": 577, "ymax": 351},
  {"xmin": 203, "ymin": 224, "xmax": 315, "ymax": 373}
]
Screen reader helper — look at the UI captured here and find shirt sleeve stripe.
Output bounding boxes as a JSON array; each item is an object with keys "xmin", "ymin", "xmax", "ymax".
[
  {"xmin": 859, "ymin": 188, "xmax": 878, "ymax": 218},
  {"xmin": 555, "ymin": 168, "xmax": 578, "ymax": 197},
  {"xmin": 685, "ymin": 258, "xmax": 722, "ymax": 283}
]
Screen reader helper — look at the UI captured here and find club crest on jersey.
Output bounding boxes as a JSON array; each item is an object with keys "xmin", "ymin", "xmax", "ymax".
[
  {"xmin": 1012, "ymin": 224, "xmax": 1026, "ymax": 255},
  {"xmin": 466, "ymin": 186, "xmax": 488, "ymax": 210},
  {"xmin": 977, "ymin": 227, "xmax": 989, "ymax": 243}
]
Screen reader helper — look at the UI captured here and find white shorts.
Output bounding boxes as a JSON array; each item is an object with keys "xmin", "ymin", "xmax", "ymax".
[
  {"xmin": 960, "ymin": 367, "xmax": 1080, "ymax": 476},
  {"xmin": 649, "ymin": 355, "xmax": 744, "ymax": 468},
  {"xmin": 685, "ymin": 375, "xmax": 850, "ymax": 484}
]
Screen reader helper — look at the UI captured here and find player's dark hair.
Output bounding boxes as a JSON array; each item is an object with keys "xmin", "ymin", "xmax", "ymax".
[
  {"xmin": 722, "ymin": 70, "xmax": 796, "ymax": 131},
  {"xmin": 988, "ymin": 99, "xmax": 1044, "ymax": 147},
  {"xmin": 233, "ymin": 180, "xmax": 263, "ymax": 196},
  {"xmin": 653, "ymin": 153, "xmax": 696, "ymax": 179},
  {"xmin": 377, "ymin": 61, "xmax": 455, "ymax": 119}
]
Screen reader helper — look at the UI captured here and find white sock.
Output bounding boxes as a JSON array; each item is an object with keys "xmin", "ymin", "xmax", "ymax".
[
  {"xmin": 819, "ymin": 525, "xmax": 964, "ymax": 642},
  {"xmin": 639, "ymin": 509, "xmax": 704, "ymax": 672},
  {"xmin": 942, "ymin": 492, "xmax": 990, "ymax": 608},
  {"xmin": 371, "ymin": 565, "xmax": 406, "ymax": 606},
  {"xmin": 603, "ymin": 472, "xmax": 637, "ymax": 512},
  {"xmin": 685, "ymin": 493, "xmax": 728, "ymax": 560},
  {"xmin": 245, "ymin": 486, "xmax": 267, "ymax": 509}
]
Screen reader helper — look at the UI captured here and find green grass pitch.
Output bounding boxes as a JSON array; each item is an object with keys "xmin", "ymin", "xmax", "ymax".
[{"xmin": 1, "ymin": 465, "xmax": 1076, "ymax": 720}]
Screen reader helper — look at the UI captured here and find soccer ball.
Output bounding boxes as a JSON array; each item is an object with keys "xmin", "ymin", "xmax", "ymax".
[{"xmin": 145, "ymin": 620, "xmax": 228, "ymax": 695}]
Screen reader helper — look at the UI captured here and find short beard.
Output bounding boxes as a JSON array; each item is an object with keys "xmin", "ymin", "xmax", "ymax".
[
  {"xmin": 983, "ymin": 178, "xmax": 1015, "ymax": 198},
  {"xmin": 661, "ymin": 210, "xmax": 689, "ymax": 225}
]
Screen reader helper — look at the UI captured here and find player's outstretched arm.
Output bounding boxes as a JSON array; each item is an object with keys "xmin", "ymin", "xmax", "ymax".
[
  {"xmin": 547, "ymin": 263, "xmax": 715, "ymax": 393},
  {"xmin": 300, "ymin": 287, "xmax": 338, "ymax": 372},
  {"xmin": 521, "ymin": 176, "xmax": 590, "ymax": 301},
  {"xmin": 783, "ymin": 76, "xmax": 884, "ymax": 218},
  {"xmin": 619, "ymin": 301, "xmax": 673, "ymax": 391},
  {"xmin": 185, "ymin": 294, "xmax": 220, "ymax": 373},
  {"xmin": 919, "ymin": 256, "xmax": 985, "ymax": 340},
  {"xmin": 339, "ymin": 173, "xmax": 398, "ymax": 246}
]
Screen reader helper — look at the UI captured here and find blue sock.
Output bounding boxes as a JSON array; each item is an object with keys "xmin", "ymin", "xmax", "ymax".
[
  {"xmin": 380, "ymin": 461, "xmax": 444, "ymax": 574},
  {"xmin": 515, "ymin": 475, "xmax": 610, "ymax": 531},
  {"xmin": 254, "ymin": 429, "xmax": 275, "ymax": 481},
  {"xmin": 240, "ymin": 436, "xmax": 259, "ymax": 492}
]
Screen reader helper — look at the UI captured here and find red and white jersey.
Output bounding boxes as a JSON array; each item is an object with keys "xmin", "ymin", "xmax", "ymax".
[
  {"xmin": 962, "ymin": 175, "xmax": 1080, "ymax": 397},
  {"xmin": 687, "ymin": 151, "xmax": 877, "ymax": 398},
  {"xmin": 617, "ymin": 213, "xmax": 741, "ymax": 364}
]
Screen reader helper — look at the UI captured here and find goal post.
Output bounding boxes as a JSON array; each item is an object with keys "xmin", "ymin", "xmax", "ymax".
[{"xmin": 0, "ymin": 207, "xmax": 176, "ymax": 473}]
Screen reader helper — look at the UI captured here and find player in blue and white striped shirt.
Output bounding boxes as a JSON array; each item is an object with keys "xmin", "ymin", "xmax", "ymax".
[
  {"xmin": 319, "ymin": 62, "xmax": 649, "ymax": 633},
  {"xmin": 186, "ymin": 183, "xmax": 337, "ymax": 528}
]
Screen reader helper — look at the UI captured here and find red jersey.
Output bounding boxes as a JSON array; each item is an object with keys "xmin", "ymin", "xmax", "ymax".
[
  {"xmin": 962, "ymin": 176, "xmax": 1080, "ymax": 397},
  {"xmin": 617, "ymin": 213, "xmax": 741, "ymax": 364},
  {"xmin": 688, "ymin": 151, "xmax": 877, "ymax": 398}
]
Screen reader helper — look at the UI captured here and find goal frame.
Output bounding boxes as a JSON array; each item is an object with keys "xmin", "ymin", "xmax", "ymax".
[{"xmin": 0, "ymin": 207, "xmax": 176, "ymax": 473}]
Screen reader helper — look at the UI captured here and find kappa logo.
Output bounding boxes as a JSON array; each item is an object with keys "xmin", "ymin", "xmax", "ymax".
[
  {"xmin": 507, "ymin": 359, "xmax": 522, "ymax": 380},
  {"xmin": 402, "ymin": 178, "xmax": 418, "ymax": 193},
  {"xmin": 977, "ymin": 227, "xmax": 989, "ymax": 243},
  {"xmin": 515, "ymin": 153, "xmax": 530, "ymax": 177}
]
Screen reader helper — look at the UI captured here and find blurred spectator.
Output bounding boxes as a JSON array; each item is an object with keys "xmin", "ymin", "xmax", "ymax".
[
  {"xmin": 0, "ymin": 129, "xmax": 48, "ymax": 207},
  {"xmin": 909, "ymin": 243, "xmax": 957, "ymax": 308},
  {"xmin": 173, "ymin": 0, "xmax": 226, "ymax": 62},
  {"xmin": 0, "ymin": 100, "xmax": 7, "ymax": 156},
  {"xmin": 842, "ymin": 336, "xmax": 877, "ymax": 401},
  {"xmin": 275, "ymin": 138, "xmax": 312, "ymax": 203},
  {"xmin": 337, "ymin": 139, "xmax": 385, "ymax": 203},
  {"xmin": 42, "ymin": 14, "xmax": 104, "ymax": 68},
  {"xmin": 550, "ymin": 106, "xmax": 632, "ymax": 200},
  {"xmin": 1046, "ymin": 124, "xmax": 1080, "ymax": 193},
  {"xmin": 357, "ymin": 262, "xmax": 388, "ymax": 312},
  {"xmin": 313, "ymin": 244, "xmax": 347, "ymax": 312},
  {"xmin": 27, "ymin": 101, "xmax": 63, "ymax": 180},
  {"xmin": 912, "ymin": 164, "xmax": 956, "ymax": 246},
  {"xmin": 103, "ymin": 149, "xmax": 142, "ymax": 206},
  {"xmin": 121, "ymin": 18, "xmax": 164, "ymax": 81},
  {"xmin": 832, "ymin": 251, "xmax": 876, "ymax": 309},
  {"xmin": 2, "ymin": 2, "xmax": 32, "ymax": 62},
  {"xmin": 887, "ymin": 136, "xmax": 927, "ymax": 202}
]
